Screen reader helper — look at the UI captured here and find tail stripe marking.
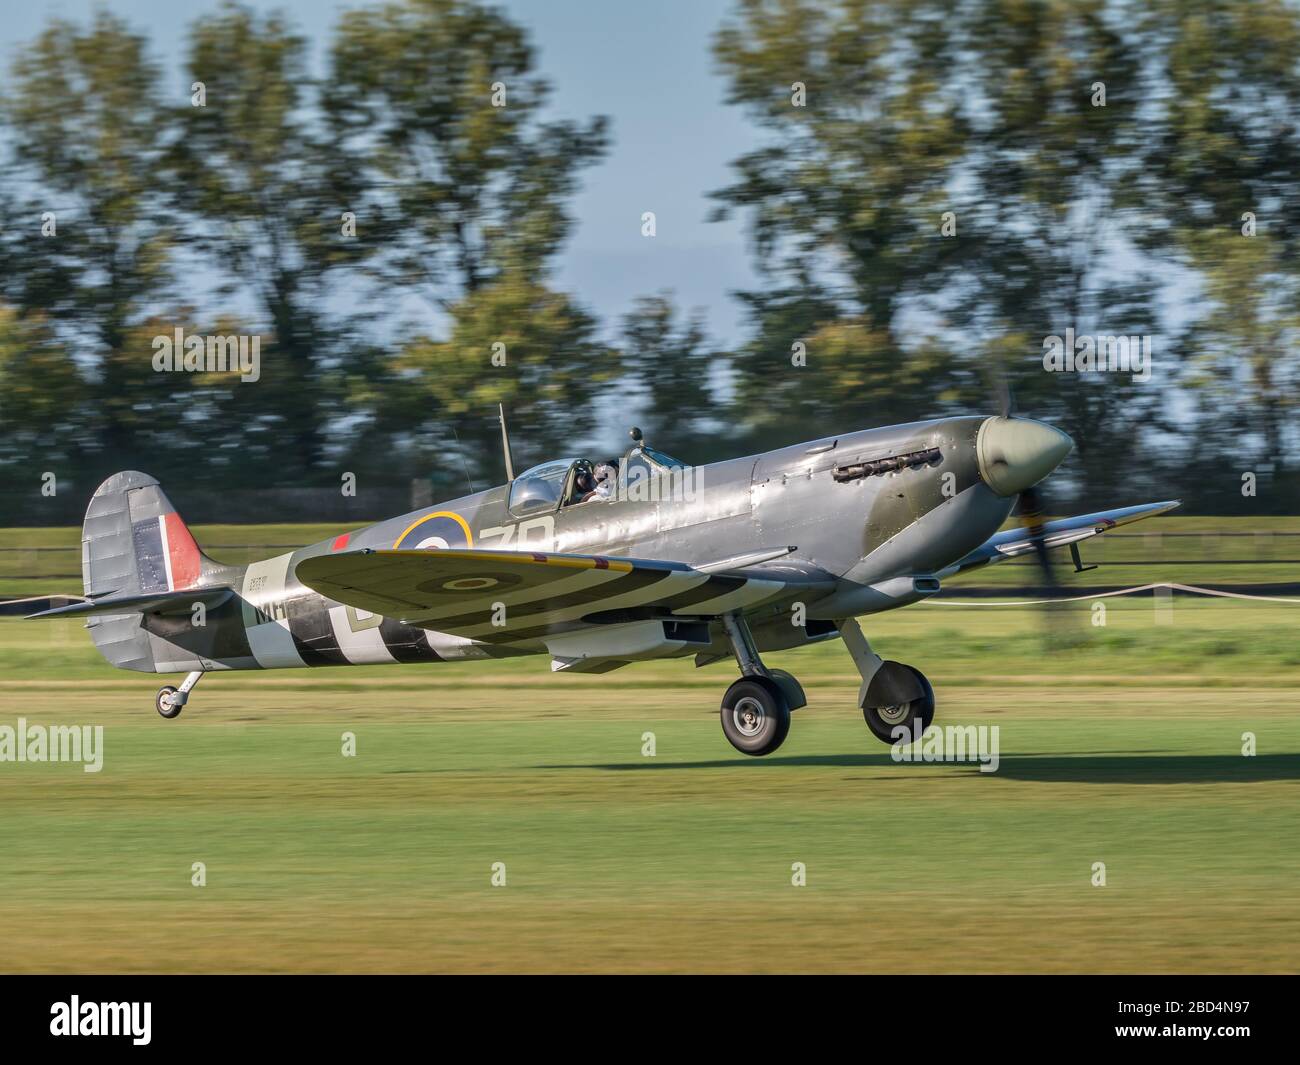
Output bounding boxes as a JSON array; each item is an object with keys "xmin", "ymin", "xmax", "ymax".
[
  {"xmin": 158, "ymin": 517, "xmax": 175, "ymax": 591},
  {"xmin": 161, "ymin": 512, "xmax": 202, "ymax": 590}
]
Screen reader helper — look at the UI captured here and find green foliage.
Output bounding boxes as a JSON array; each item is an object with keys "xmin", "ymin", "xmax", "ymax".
[
  {"xmin": 1131, "ymin": 1, "xmax": 1300, "ymax": 498},
  {"xmin": 391, "ymin": 273, "xmax": 618, "ymax": 492},
  {"xmin": 620, "ymin": 294, "xmax": 720, "ymax": 463},
  {"xmin": 1, "ymin": 11, "xmax": 176, "ymax": 474},
  {"xmin": 167, "ymin": 3, "xmax": 350, "ymax": 478},
  {"xmin": 0, "ymin": 0, "xmax": 612, "ymax": 509},
  {"xmin": 0, "ymin": 305, "xmax": 83, "ymax": 469},
  {"xmin": 712, "ymin": 0, "xmax": 1300, "ymax": 508},
  {"xmin": 325, "ymin": 0, "xmax": 609, "ymax": 299},
  {"xmin": 1, "ymin": 0, "xmax": 1298, "ymax": 516}
]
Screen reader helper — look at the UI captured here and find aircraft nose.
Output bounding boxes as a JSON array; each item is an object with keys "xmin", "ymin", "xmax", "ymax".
[{"xmin": 976, "ymin": 416, "xmax": 1074, "ymax": 497}]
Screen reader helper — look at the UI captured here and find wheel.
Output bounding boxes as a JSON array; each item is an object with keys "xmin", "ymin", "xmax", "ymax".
[
  {"xmin": 156, "ymin": 686, "xmax": 182, "ymax": 719},
  {"xmin": 721, "ymin": 677, "xmax": 791, "ymax": 756},
  {"xmin": 863, "ymin": 664, "xmax": 934, "ymax": 745}
]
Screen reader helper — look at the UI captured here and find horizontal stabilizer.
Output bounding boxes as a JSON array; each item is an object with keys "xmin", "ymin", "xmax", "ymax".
[{"xmin": 26, "ymin": 586, "xmax": 235, "ymax": 620}]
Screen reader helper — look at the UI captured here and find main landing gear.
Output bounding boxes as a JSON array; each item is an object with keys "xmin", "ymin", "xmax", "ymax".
[
  {"xmin": 836, "ymin": 618, "xmax": 935, "ymax": 745},
  {"xmin": 715, "ymin": 613, "xmax": 936, "ymax": 757},
  {"xmin": 718, "ymin": 613, "xmax": 807, "ymax": 757},
  {"xmin": 156, "ymin": 670, "xmax": 204, "ymax": 719}
]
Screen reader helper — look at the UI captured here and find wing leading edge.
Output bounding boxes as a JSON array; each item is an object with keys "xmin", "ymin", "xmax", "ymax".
[{"xmin": 943, "ymin": 500, "xmax": 1181, "ymax": 578}]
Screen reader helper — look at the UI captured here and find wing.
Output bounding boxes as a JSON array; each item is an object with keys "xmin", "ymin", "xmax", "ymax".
[
  {"xmin": 295, "ymin": 548, "xmax": 833, "ymax": 645},
  {"xmin": 943, "ymin": 500, "xmax": 1180, "ymax": 577}
]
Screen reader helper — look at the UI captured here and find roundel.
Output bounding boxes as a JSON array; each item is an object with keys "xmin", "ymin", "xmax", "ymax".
[
  {"xmin": 394, "ymin": 511, "xmax": 472, "ymax": 550},
  {"xmin": 444, "ymin": 576, "xmax": 498, "ymax": 591},
  {"xmin": 415, "ymin": 571, "xmax": 524, "ymax": 596}
]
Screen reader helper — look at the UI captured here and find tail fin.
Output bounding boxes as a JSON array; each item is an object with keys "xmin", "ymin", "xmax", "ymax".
[
  {"xmin": 83, "ymin": 471, "xmax": 216, "ymax": 599},
  {"xmin": 78, "ymin": 471, "xmax": 219, "ymax": 671}
]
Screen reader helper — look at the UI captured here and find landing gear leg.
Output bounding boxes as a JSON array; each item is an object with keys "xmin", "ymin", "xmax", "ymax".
[
  {"xmin": 836, "ymin": 618, "xmax": 935, "ymax": 745},
  {"xmin": 718, "ymin": 612, "xmax": 797, "ymax": 756},
  {"xmin": 157, "ymin": 670, "xmax": 204, "ymax": 719}
]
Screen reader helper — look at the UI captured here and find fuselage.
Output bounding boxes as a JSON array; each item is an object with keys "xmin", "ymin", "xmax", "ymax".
[{"xmin": 91, "ymin": 415, "xmax": 1028, "ymax": 673}]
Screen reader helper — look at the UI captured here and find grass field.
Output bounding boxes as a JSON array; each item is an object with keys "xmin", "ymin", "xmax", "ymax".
[{"xmin": 0, "ymin": 520, "xmax": 1297, "ymax": 972}]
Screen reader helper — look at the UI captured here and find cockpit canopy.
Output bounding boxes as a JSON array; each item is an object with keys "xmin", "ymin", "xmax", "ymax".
[
  {"xmin": 508, "ymin": 458, "xmax": 576, "ymax": 515},
  {"xmin": 507, "ymin": 446, "xmax": 686, "ymax": 514}
]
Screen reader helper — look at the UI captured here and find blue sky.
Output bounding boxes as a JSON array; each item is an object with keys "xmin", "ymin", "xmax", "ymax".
[{"xmin": 2, "ymin": 0, "xmax": 763, "ymax": 343}]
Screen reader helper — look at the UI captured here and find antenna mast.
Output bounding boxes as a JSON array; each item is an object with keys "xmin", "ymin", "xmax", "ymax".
[{"xmin": 498, "ymin": 403, "xmax": 516, "ymax": 482}]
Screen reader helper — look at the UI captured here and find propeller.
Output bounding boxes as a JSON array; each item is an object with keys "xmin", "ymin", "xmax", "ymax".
[
  {"xmin": 994, "ymin": 368, "xmax": 1015, "ymax": 419},
  {"xmin": 983, "ymin": 364, "xmax": 1069, "ymax": 646},
  {"xmin": 1018, "ymin": 483, "xmax": 1058, "ymax": 592}
]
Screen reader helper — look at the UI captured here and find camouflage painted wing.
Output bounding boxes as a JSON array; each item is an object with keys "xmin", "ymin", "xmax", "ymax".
[{"xmin": 295, "ymin": 548, "xmax": 831, "ymax": 644}]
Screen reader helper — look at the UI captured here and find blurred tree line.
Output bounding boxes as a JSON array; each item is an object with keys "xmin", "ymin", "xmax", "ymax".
[{"xmin": 0, "ymin": 0, "xmax": 1296, "ymax": 523}]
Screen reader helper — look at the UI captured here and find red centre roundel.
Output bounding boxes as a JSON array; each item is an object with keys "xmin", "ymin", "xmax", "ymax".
[{"xmin": 395, "ymin": 513, "xmax": 471, "ymax": 550}]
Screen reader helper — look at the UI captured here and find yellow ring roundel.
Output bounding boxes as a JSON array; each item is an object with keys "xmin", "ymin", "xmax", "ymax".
[{"xmin": 393, "ymin": 510, "xmax": 474, "ymax": 549}]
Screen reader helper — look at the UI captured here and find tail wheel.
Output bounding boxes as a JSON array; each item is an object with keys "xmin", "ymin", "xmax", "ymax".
[
  {"xmin": 863, "ymin": 664, "xmax": 934, "ymax": 744},
  {"xmin": 156, "ymin": 686, "xmax": 182, "ymax": 719},
  {"xmin": 721, "ymin": 677, "xmax": 791, "ymax": 756}
]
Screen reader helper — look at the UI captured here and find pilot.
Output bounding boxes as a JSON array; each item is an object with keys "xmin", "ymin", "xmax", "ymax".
[
  {"xmin": 588, "ymin": 462, "xmax": 616, "ymax": 501},
  {"xmin": 573, "ymin": 467, "xmax": 596, "ymax": 503}
]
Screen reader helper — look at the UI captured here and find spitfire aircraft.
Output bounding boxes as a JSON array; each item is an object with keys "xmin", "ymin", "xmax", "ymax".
[{"xmin": 29, "ymin": 410, "xmax": 1176, "ymax": 755}]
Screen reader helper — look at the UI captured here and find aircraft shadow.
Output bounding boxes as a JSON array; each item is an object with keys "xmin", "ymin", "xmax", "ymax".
[
  {"xmin": 989, "ymin": 753, "xmax": 1300, "ymax": 784},
  {"xmin": 533, "ymin": 752, "xmax": 1300, "ymax": 784}
]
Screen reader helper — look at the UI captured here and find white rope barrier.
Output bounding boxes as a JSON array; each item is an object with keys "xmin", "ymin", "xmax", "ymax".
[{"xmin": 923, "ymin": 581, "xmax": 1300, "ymax": 606}]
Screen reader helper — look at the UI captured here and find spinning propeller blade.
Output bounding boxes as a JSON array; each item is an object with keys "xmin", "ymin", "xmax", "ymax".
[{"xmin": 984, "ymin": 363, "xmax": 1071, "ymax": 643}]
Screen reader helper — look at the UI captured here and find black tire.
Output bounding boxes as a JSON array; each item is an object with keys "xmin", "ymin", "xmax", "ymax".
[
  {"xmin": 721, "ymin": 677, "xmax": 791, "ymax": 756},
  {"xmin": 863, "ymin": 664, "xmax": 934, "ymax": 745},
  {"xmin": 156, "ymin": 686, "xmax": 182, "ymax": 719}
]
